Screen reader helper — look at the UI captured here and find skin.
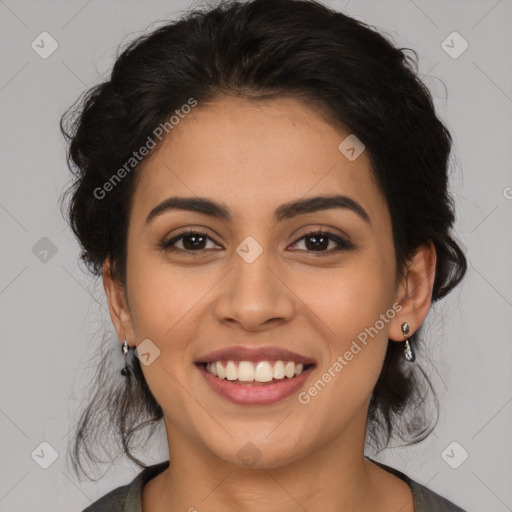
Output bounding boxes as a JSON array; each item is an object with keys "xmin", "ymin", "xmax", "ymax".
[{"xmin": 103, "ymin": 95, "xmax": 436, "ymax": 512}]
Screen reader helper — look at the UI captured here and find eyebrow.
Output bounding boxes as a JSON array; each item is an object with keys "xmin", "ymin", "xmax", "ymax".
[{"xmin": 145, "ymin": 194, "xmax": 371, "ymax": 226}]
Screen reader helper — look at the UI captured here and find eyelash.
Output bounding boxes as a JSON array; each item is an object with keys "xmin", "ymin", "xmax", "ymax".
[{"xmin": 158, "ymin": 229, "xmax": 354, "ymax": 257}]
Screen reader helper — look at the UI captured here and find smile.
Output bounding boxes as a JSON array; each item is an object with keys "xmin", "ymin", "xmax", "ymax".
[
  {"xmin": 205, "ymin": 360, "xmax": 311, "ymax": 382},
  {"xmin": 197, "ymin": 361, "xmax": 315, "ymax": 405},
  {"xmin": 195, "ymin": 346, "xmax": 316, "ymax": 405}
]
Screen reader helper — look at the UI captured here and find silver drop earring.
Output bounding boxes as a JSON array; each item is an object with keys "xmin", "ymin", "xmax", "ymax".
[
  {"xmin": 402, "ymin": 322, "xmax": 415, "ymax": 362},
  {"xmin": 121, "ymin": 339, "xmax": 130, "ymax": 377}
]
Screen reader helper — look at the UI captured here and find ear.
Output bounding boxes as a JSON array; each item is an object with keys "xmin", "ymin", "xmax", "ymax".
[
  {"xmin": 102, "ymin": 258, "xmax": 136, "ymax": 347},
  {"xmin": 389, "ymin": 242, "xmax": 437, "ymax": 342}
]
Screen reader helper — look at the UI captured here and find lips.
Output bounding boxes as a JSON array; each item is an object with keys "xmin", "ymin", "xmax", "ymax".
[
  {"xmin": 195, "ymin": 346, "xmax": 316, "ymax": 366},
  {"xmin": 195, "ymin": 346, "xmax": 316, "ymax": 405}
]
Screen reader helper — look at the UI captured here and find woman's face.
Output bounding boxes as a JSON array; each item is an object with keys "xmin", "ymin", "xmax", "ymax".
[{"xmin": 109, "ymin": 96, "xmax": 409, "ymax": 468}]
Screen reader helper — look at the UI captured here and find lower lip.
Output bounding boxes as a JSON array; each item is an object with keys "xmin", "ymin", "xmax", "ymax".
[{"xmin": 197, "ymin": 364, "xmax": 314, "ymax": 405}]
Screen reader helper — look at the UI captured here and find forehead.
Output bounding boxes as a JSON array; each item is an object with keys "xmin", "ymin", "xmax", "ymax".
[{"xmin": 130, "ymin": 96, "xmax": 386, "ymax": 225}]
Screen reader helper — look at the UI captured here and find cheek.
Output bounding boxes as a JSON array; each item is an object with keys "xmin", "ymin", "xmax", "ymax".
[
  {"xmin": 292, "ymin": 252, "xmax": 396, "ymax": 347},
  {"xmin": 126, "ymin": 249, "xmax": 204, "ymax": 337},
  {"xmin": 295, "ymin": 252, "xmax": 396, "ymax": 408},
  {"xmin": 125, "ymin": 252, "xmax": 218, "ymax": 398},
  {"xmin": 125, "ymin": 261, "xmax": 206, "ymax": 419}
]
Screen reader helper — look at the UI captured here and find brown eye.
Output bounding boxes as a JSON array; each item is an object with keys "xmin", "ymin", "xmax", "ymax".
[
  {"xmin": 160, "ymin": 231, "xmax": 221, "ymax": 254},
  {"xmin": 290, "ymin": 230, "xmax": 354, "ymax": 255}
]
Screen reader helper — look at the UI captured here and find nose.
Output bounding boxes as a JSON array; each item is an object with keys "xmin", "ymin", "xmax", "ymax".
[{"xmin": 213, "ymin": 247, "xmax": 295, "ymax": 332}]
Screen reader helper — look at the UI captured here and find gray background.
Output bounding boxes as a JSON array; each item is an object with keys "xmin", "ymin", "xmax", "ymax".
[{"xmin": 1, "ymin": 0, "xmax": 511, "ymax": 510}]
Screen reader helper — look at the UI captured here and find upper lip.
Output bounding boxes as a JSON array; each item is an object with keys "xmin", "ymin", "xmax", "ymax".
[{"xmin": 195, "ymin": 346, "xmax": 316, "ymax": 365}]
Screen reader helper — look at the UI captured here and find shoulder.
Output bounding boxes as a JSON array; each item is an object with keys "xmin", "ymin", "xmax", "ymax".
[
  {"xmin": 81, "ymin": 482, "xmax": 130, "ymax": 512},
  {"xmin": 367, "ymin": 458, "xmax": 467, "ymax": 512},
  {"xmin": 81, "ymin": 461, "xmax": 170, "ymax": 512},
  {"xmin": 409, "ymin": 479, "xmax": 467, "ymax": 512}
]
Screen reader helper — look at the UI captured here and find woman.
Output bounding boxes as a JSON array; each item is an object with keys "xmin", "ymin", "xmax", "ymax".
[{"xmin": 60, "ymin": 0, "xmax": 468, "ymax": 510}]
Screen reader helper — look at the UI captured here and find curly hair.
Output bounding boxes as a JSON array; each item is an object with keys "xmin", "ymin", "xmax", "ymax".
[{"xmin": 60, "ymin": 0, "xmax": 467, "ymax": 479}]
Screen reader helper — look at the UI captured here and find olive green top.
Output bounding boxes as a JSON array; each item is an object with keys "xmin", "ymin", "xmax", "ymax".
[{"xmin": 82, "ymin": 458, "xmax": 467, "ymax": 511}]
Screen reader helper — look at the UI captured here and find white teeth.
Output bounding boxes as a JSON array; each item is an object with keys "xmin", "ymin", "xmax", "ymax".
[
  {"xmin": 238, "ymin": 361, "xmax": 254, "ymax": 381},
  {"xmin": 273, "ymin": 360, "xmax": 285, "ymax": 379},
  {"xmin": 216, "ymin": 361, "xmax": 225, "ymax": 379},
  {"xmin": 225, "ymin": 361, "xmax": 238, "ymax": 380},
  {"xmin": 285, "ymin": 361, "xmax": 295, "ymax": 379},
  {"xmin": 205, "ymin": 360, "xmax": 309, "ymax": 382},
  {"xmin": 254, "ymin": 361, "xmax": 273, "ymax": 382}
]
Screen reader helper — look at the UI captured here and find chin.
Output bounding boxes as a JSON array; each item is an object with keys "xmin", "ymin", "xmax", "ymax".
[{"xmin": 205, "ymin": 434, "xmax": 311, "ymax": 470}]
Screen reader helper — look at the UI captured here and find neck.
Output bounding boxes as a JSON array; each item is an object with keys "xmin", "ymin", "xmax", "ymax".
[{"xmin": 145, "ymin": 415, "xmax": 390, "ymax": 512}]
